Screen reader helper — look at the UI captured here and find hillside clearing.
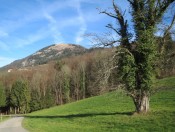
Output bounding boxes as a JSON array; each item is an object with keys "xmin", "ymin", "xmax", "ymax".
[{"xmin": 23, "ymin": 77, "xmax": 175, "ymax": 132}]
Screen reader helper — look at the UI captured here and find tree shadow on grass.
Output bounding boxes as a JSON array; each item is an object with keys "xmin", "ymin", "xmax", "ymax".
[{"xmin": 24, "ymin": 111, "xmax": 134, "ymax": 119}]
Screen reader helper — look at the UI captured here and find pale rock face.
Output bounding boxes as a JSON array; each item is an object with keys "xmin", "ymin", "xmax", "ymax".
[
  {"xmin": 49, "ymin": 44, "xmax": 75, "ymax": 51},
  {"xmin": 8, "ymin": 69, "xmax": 13, "ymax": 73},
  {"xmin": 22, "ymin": 60, "xmax": 27, "ymax": 67}
]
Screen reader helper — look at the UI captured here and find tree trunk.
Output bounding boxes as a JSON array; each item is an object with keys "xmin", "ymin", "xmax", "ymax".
[
  {"xmin": 133, "ymin": 94, "xmax": 149, "ymax": 113},
  {"xmin": 15, "ymin": 107, "xmax": 16, "ymax": 114},
  {"xmin": 55, "ymin": 89, "xmax": 59, "ymax": 105},
  {"xmin": 60, "ymin": 93, "xmax": 63, "ymax": 105},
  {"xmin": 76, "ymin": 88, "xmax": 79, "ymax": 101},
  {"xmin": 59, "ymin": 83, "xmax": 63, "ymax": 105},
  {"xmin": 17, "ymin": 107, "xmax": 20, "ymax": 114}
]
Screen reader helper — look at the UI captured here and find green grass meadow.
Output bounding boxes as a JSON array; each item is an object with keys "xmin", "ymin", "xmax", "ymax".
[{"xmin": 23, "ymin": 77, "xmax": 175, "ymax": 132}]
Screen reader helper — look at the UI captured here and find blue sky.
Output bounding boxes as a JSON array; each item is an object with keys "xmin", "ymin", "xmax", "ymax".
[
  {"xmin": 0, "ymin": 0, "xmax": 173, "ymax": 67},
  {"xmin": 0, "ymin": 0, "xmax": 131, "ymax": 67}
]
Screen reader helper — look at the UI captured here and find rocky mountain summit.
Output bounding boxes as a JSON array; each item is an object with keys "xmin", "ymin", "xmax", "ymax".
[{"xmin": 1, "ymin": 44, "xmax": 86, "ymax": 70}]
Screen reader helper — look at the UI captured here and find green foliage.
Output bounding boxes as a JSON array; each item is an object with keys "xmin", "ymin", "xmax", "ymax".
[
  {"xmin": 30, "ymin": 89, "xmax": 41, "ymax": 112},
  {"xmin": 63, "ymin": 75, "xmax": 70, "ymax": 103},
  {"xmin": 108, "ymin": 0, "xmax": 174, "ymax": 113},
  {"xmin": 43, "ymin": 88, "xmax": 55, "ymax": 108},
  {"xmin": 116, "ymin": 48, "xmax": 136, "ymax": 91},
  {"xmin": 11, "ymin": 80, "xmax": 31, "ymax": 113},
  {"xmin": 80, "ymin": 64, "xmax": 86, "ymax": 98},
  {"xmin": 135, "ymin": 30, "xmax": 156, "ymax": 91},
  {"xmin": 30, "ymin": 87, "xmax": 55, "ymax": 112},
  {"xmin": 54, "ymin": 61, "xmax": 71, "ymax": 103},
  {"xmin": 0, "ymin": 83, "xmax": 6, "ymax": 107},
  {"xmin": 23, "ymin": 77, "xmax": 175, "ymax": 131},
  {"xmin": 115, "ymin": 33, "xmax": 156, "ymax": 92}
]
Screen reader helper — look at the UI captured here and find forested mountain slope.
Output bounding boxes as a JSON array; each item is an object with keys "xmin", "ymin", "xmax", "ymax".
[{"xmin": 0, "ymin": 44, "xmax": 86, "ymax": 70}]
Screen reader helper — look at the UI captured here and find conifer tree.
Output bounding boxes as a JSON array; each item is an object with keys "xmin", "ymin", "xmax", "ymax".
[
  {"xmin": 0, "ymin": 83, "xmax": 6, "ymax": 113},
  {"xmin": 11, "ymin": 80, "xmax": 31, "ymax": 114}
]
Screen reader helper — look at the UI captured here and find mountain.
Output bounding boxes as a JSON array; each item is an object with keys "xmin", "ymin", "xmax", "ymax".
[{"xmin": 1, "ymin": 44, "xmax": 86, "ymax": 70}]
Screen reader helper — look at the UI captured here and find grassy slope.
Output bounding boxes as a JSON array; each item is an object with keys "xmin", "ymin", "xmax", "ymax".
[
  {"xmin": 0, "ymin": 117, "xmax": 9, "ymax": 123},
  {"xmin": 24, "ymin": 77, "xmax": 175, "ymax": 132}
]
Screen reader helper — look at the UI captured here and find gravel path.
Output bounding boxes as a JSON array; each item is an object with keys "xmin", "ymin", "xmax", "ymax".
[{"xmin": 0, "ymin": 117, "xmax": 28, "ymax": 132}]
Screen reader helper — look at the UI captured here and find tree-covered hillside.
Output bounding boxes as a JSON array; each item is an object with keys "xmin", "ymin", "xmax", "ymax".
[{"xmin": 0, "ymin": 43, "xmax": 175, "ymax": 114}]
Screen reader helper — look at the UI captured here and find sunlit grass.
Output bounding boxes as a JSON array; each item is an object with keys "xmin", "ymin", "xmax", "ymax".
[
  {"xmin": 24, "ymin": 77, "xmax": 175, "ymax": 132},
  {"xmin": 153, "ymin": 76, "xmax": 175, "ymax": 89}
]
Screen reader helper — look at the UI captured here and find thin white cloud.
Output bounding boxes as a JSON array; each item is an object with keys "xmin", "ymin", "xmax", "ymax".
[
  {"xmin": 38, "ymin": 0, "xmax": 65, "ymax": 44},
  {"xmin": 75, "ymin": 1, "xmax": 87, "ymax": 44},
  {"xmin": 0, "ymin": 0, "xmax": 67, "ymax": 47},
  {"xmin": 36, "ymin": 0, "xmax": 69, "ymax": 15},
  {"xmin": 15, "ymin": 27, "xmax": 50, "ymax": 48},
  {"xmin": 0, "ymin": 27, "xmax": 51, "ymax": 49},
  {"xmin": 0, "ymin": 0, "xmax": 114, "ymax": 67},
  {"xmin": 0, "ymin": 0, "xmax": 76, "ymax": 50},
  {"xmin": 0, "ymin": 0, "xmax": 68, "ymax": 33},
  {"xmin": 0, "ymin": 0, "xmax": 111, "ymax": 51},
  {"xmin": 38, "ymin": 0, "xmax": 90, "ymax": 44},
  {"xmin": 43, "ymin": 12, "xmax": 64, "ymax": 44}
]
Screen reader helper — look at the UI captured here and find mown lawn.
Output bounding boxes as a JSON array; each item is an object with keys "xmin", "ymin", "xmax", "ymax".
[{"xmin": 23, "ymin": 77, "xmax": 175, "ymax": 132}]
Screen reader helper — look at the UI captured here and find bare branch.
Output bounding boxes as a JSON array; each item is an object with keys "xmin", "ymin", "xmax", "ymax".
[
  {"xmin": 84, "ymin": 32, "xmax": 120, "ymax": 47},
  {"xmin": 98, "ymin": 7, "xmax": 118, "ymax": 19},
  {"xmin": 155, "ymin": 0, "xmax": 175, "ymax": 21},
  {"xmin": 127, "ymin": 0, "xmax": 134, "ymax": 6},
  {"xmin": 163, "ymin": 13, "xmax": 175, "ymax": 37},
  {"xmin": 98, "ymin": 0, "xmax": 131, "ymax": 48},
  {"xmin": 106, "ymin": 24, "xmax": 120, "ymax": 35}
]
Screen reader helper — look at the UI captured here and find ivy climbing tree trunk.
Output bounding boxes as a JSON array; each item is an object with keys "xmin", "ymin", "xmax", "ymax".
[{"xmin": 99, "ymin": 0, "xmax": 174, "ymax": 113}]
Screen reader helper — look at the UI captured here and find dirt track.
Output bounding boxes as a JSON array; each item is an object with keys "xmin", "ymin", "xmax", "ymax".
[{"xmin": 0, "ymin": 117, "xmax": 28, "ymax": 132}]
